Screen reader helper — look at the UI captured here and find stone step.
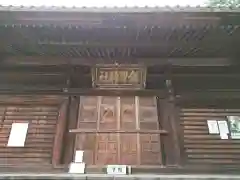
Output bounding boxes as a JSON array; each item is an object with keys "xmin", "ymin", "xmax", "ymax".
[{"xmin": 0, "ymin": 174, "xmax": 240, "ymax": 180}]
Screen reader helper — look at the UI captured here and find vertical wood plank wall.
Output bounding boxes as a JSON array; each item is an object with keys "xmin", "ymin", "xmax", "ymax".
[
  {"xmin": 180, "ymin": 107, "xmax": 240, "ymax": 167},
  {"xmin": 0, "ymin": 95, "xmax": 64, "ymax": 165}
]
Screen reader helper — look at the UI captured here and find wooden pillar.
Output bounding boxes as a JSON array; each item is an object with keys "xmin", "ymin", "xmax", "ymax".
[
  {"xmin": 52, "ymin": 98, "xmax": 69, "ymax": 167},
  {"xmin": 63, "ymin": 96, "xmax": 80, "ymax": 164},
  {"xmin": 158, "ymin": 98, "xmax": 181, "ymax": 166},
  {"xmin": 159, "ymin": 66, "xmax": 182, "ymax": 166}
]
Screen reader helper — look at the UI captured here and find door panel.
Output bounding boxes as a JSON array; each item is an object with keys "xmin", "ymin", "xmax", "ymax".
[
  {"xmin": 95, "ymin": 133, "xmax": 118, "ymax": 165},
  {"xmin": 99, "ymin": 97, "xmax": 117, "ymax": 130},
  {"xmin": 75, "ymin": 96, "xmax": 162, "ymax": 166},
  {"xmin": 139, "ymin": 97, "xmax": 162, "ymax": 165},
  {"xmin": 140, "ymin": 134, "xmax": 162, "ymax": 165},
  {"xmin": 75, "ymin": 96, "xmax": 97, "ymax": 164},
  {"xmin": 120, "ymin": 97, "xmax": 136, "ymax": 130},
  {"xmin": 120, "ymin": 134, "xmax": 138, "ymax": 165}
]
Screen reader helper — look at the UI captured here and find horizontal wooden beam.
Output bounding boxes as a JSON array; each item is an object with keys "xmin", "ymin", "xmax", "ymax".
[
  {"xmin": 176, "ymin": 91, "xmax": 240, "ymax": 100},
  {"xmin": 0, "ymin": 87, "xmax": 167, "ymax": 97},
  {"xmin": 150, "ymin": 73, "xmax": 240, "ymax": 78},
  {"xmin": 1, "ymin": 56, "xmax": 232, "ymax": 66},
  {"xmin": 69, "ymin": 129, "xmax": 168, "ymax": 134}
]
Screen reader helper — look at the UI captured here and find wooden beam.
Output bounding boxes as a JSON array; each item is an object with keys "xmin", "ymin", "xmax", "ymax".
[
  {"xmin": 1, "ymin": 56, "xmax": 232, "ymax": 66},
  {"xmin": 150, "ymin": 73, "xmax": 240, "ymax": 78},
  {"xmin": 0, "ymin": 95, "xmax": 65, "ymax": 105},
  {"xmin": 176, "ymin": 91, "xmax": 240, "ymax": 100},
  {"xmin": 69, "ymin": 129, "xmax": 168, "ymax": 134},
  {"xmin": 52, "ymin": 99, "xmax": 69, "ymax": 166},
  {"xmin": 0, "ymin": 87, "xmax": 167, "ymax": 97}
]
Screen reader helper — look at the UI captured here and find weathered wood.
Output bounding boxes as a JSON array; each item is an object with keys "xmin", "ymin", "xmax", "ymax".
[
  {"xmin": 74, "ymin": 96, "xmax": 162, "ymax": 166},
  {"xmin": 52, "ymin": 99, "xmax": 69, "ymax": 166},
  {"xmin": 69, "ymin": 129, "xmax": 167, "ymax": 134},
  {"xmin": 176, "ymin": 91, "xmax": 240, "ymax": 100},
  {"xmin": 181, "ymin": 107, "xmax": 240, "ymax": 167},
  {"xmin": 0, "ymin": 97, "xmax": 61, "ymax": 166},
  {"xmin": 158, "ymin": 99, "xmax": 182, "ymax": 166},
  {"xmin": 0, "ymin": 88, "xmax": 168, "ymax": 97},
  {"xmin": 0, "ymin": 95, "xmax": 64, "ymax": 105},
  {"xmin": 1, "ymin": 56, "xmax": 231, "ymax": 66},
  {"xmin": 62, "ymin": 96, "xmax": 79, "ymax": 164}
]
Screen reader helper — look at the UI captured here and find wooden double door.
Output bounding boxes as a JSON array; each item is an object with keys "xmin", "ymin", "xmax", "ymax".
[{"xmin": 75, "ymin": 96, "xmax": 162, "ymax": 166}]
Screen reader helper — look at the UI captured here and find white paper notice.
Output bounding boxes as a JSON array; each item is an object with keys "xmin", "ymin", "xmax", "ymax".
[
  {"xmin": 69, "ymin": 162, "xmax": 85, "ymax": 174},
  {"xmin": 7, "ymin": 123, "xmax": 29, "ymax": 147},
  {"xmin": 207, "ymin": 120, "xmax": 219, "ymax": 134},
  {"xmin": 74, "ymin": 150, "xmax": 84, "ymax": 163},
  {"xmin": 218, "ymin": 120, "xmax": 229, "ymax": 134},
  {"xmin": 220, "ymin": 132, "xmax": 228, "ymax": 139}
]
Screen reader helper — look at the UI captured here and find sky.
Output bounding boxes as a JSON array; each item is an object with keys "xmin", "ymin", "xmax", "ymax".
[{"xmin": 0, "ymin": 0, "xmax": 206, "ymax": 7}]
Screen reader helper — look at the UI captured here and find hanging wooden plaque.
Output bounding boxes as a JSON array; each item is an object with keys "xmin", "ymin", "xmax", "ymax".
[{"xmin": 92, "ymin": 64, "xmax": 146, "ymax": 89}]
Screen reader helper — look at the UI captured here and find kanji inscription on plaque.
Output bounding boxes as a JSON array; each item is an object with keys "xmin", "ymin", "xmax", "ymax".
[{"xmin": 92, "ymin": 65, "xmax": 146, "ymax": 89}]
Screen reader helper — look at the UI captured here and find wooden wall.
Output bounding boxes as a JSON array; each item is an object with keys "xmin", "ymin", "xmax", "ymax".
[
  {"xmin": 180, "ymin": 107, "xmax": 240, "ymax": 167},
  {"xmin": 0, "ymin": 95, "xmax": 65, "ymax": 166}
]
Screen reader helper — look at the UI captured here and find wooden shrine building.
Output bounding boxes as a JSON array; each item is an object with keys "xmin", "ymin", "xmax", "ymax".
[{"xmin": 0, "ymin": 5, "xmax": 239, "ymax": 179}]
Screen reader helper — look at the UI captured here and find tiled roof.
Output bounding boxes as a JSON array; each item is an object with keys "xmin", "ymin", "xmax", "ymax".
[{"xmin": 0, "ymin": 5, "xmax": 239, "ymax": 12}]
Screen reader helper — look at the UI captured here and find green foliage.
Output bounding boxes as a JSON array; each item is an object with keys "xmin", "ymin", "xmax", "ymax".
[{"xmin": 207, "ymin": 0, "xmax": 240, "ymax": 7}]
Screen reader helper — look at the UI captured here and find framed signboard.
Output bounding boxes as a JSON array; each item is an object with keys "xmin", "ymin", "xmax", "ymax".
[{"xmin": 92, "ymin": 64, "xmax": 146, "ymax": 89}]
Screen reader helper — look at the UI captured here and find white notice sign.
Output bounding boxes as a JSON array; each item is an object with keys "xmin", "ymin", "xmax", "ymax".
[
  {"xmin": 220, "ymin": 132, "xmax": 228, "ymax": 139},
  {"xmin": 107, "ymin": 165, "xmax": 127, "ymax": 175},
  {"xmin": 74, "ymin": 150, "xmax": 84, "ymax": 163},
  {"xmin": 7, "ymin": 123, "xmax": 29, "ymax": 147},
  {"xmin": 218, "ymin": 121, "xmax": 229, "ymax": 139},
  {"xmin": 207, "ymin": 120, "xmax": 219, "ymax": 134},
  {"xmin": 218, "ymin": 121, "xmax": 229, "ymax": 134},
  {"xmin": 69, "ymin": 162, "xmax": 85, "ymax": 174}
]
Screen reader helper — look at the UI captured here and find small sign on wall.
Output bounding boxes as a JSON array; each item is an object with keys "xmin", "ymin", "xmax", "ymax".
[
  {"xmin": 69, "ymin": 162, "xmax": 85, "ymax": 174},
  {"xmin": 228, "ymin": 116, "xmax": 240, "ymax": 139},
  {"xmin": 92, "ymin": 65, "xmax": 146, "ymax": 89},
  {"xmin": 207, "ymin": 120, "xmax": 229, "ymax": 139},
  {"xmin": 7, "ymin": 123, "xmax": 29, "ymax": 147},
  {"xmin": 207, "ymin": 120, "xmax": 219, "ymax": 134},
  {"xmin": 74, "ymin": 150, "xmax": 84, "ymax": 163},
  {"xmin": 218, "ymin": 120, "xmax": 229, "ymax": 139},
  {"xmin": 107, "ymin": 165, "xmax": 127, "ymax": 175}
]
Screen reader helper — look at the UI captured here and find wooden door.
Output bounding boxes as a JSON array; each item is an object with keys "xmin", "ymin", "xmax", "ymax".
[
  {"xmin": 120, "ymin": 97, "xmax": 138, "ymax": 165},
  {"xmin": 95, "ymin": 97, "xmax": 118, "ymax": 165},
  {"xmin": 75, "ymin": 96, "xmax": 162, "ymax": 166}
]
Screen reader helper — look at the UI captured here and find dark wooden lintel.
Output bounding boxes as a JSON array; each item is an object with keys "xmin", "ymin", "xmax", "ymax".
[
  {"xmin": 1, "ymin": 56, "xmax": 232, "ymax": 66},
  {"xmin": 0, "ymin": 88, "xmax": 167, "ymax": 97},
  {"xmin": 150, "ymin": 73, "xmax": 240, "ymax": 78},
  {"xmin": 176, "ymin": 91, "xmax": 240, "ymax": 100},
  {"xmin": 69, "ymin": 129, "xmax": 168, "ymax": 134}
]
